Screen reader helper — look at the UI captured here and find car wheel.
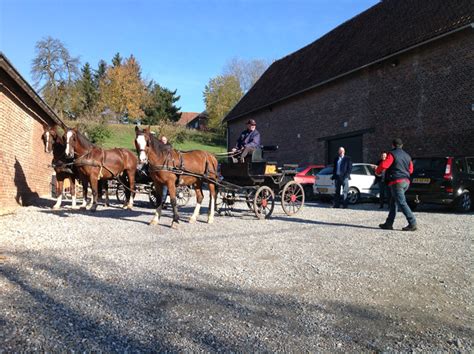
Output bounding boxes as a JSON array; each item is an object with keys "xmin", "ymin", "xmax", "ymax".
[
  {"xmin": 347, "ymin": 187, "xmax": 360, "ymax": 204},
  {"xmin": 454, "ymin": 191, "xmax": 471, "ymax": 213}
]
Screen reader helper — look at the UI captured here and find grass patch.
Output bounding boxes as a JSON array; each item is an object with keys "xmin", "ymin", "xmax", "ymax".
[{"xmin": 103, "ymin": 124, "xmax": 226, "ymax": 154}]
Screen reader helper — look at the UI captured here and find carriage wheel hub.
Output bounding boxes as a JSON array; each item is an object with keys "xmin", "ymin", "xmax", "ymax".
[
  {"xmin": 261, "ymin": 199, "xmax": 268, "ymax": 207},
  {"xmin": 290, "ymin": 195, "xmax": 297, "ymax": 202}
]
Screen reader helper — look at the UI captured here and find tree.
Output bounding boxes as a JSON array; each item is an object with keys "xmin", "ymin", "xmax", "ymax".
[
  {"xmin": 94, "ymin": 60, "xmax": 107, "ymax": 89},
  {"xmin": 143, "ymin": 82, "xmax": 182, "ymax": 125},
  {"xmin": 223, "ymin": 57, "xmax": 270, "ymax": 93},
  {"xmin": 31, "ymin": 36, "xmax": 80, "ymax": 117},
  {"xmin": 78, "ymin": 62, "xmax": 98, "ymax": 114},
  {"xmin": 112, "ymin": 52, "xmax": 122, "ymax": 67},
  {"xmin": 98, "ymin": 55, "xmax": 147, "ymax": 120},
  {"xmin": 203, "ymin": 75, "xmax": 243, "ymax": 133}
]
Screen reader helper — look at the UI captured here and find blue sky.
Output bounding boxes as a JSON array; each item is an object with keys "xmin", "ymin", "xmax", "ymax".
[{"xmin": 0, "ymin": 0, "xmax": 379, "ymax": 112}]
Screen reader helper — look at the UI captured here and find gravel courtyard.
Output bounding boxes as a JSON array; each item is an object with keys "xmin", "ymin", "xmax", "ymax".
[{"xmin": 1, "ymin": 195, "xmax": 473, "ymax": 352}]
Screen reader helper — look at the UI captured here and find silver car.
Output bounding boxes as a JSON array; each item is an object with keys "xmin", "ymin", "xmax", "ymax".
[{"xmin": 313, "ymin": 163, "xmax": 380, "ymax": 204}]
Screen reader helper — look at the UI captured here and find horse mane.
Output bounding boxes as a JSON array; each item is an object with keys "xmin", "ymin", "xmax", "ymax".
[
  {"xmin": 76, "ymin": 130, "xmax": 95, "ymax": 149},
  {"xmin": 148, "ymin": 132, "xmax": 171, "ymax": 155}
]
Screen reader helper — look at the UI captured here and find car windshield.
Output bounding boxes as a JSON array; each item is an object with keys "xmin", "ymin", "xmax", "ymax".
[
  {"xmin": 318, "ymin": 167, "xmax": 333, "ymax": 175},
  {"xmin": 296, "ymin": 167, "xmax": 307, "ymax": 173},
  {"xmin": 413, "ymin": 158, "xmax": 446, "ymax": 175}
]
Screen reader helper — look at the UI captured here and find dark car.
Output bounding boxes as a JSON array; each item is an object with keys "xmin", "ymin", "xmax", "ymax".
[{"xmin": 406, "ymin": 156, "xmax": 474, "ymax": 212}]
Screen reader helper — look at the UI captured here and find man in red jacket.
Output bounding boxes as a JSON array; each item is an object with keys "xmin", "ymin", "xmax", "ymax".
[{"xmin": 376, "ymin": 138, "xmax": 417, "ymax": 231}]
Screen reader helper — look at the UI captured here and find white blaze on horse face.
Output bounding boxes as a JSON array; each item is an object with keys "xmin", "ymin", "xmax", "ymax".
[
  {"xmin": 136, "ymin": 135, "xmax": 147, "ymax": 163},
  {"xmin": 65, "ymin": 131, "xmax": 74, "ymax": 157}
]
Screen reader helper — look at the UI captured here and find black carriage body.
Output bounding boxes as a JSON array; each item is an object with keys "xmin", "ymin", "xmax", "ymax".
[
  {"xmin": 217, "ymin": 147, "xmax": 304, "ymax": 219},
  {"xmin": 220, "ymin": 161, "xmax": 297, "ymax": 193}
]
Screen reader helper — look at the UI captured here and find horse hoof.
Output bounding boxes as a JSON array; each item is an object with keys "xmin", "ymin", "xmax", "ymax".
[
  {"xmin": 207, "ymin": 218, "xmax": 214, "ymax": 224},
  {"xmin": 189, "ymin": 217, "xmax": 196, "ymax": 224},
  {"xmin": 149, "ymin": 219, "xmax": 158, "ymax": 226},
  {"xmin": 171, "ymin": 222, "xmax": 179, "ymax": 229},
  {"xmin": 52, "ymin": 205, "xmax": 60, "ymax": 210}
]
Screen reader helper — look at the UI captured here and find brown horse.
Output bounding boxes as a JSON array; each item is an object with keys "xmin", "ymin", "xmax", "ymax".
[
  {"xmin": 65, "ymin": 127, "xmax": 137, "ymax": 211},
  {"xmin": 42, "ymin": 125, "xmax": 91, "ymax": 210},
  {"xmin": 134, "ymin": 126, "xmax": 218, "ymax": 228}
]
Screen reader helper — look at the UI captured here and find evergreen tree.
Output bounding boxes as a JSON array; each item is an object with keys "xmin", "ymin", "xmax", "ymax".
[
  {"xmin": 80, "ymin": 62, "xmax": 98, "ymax": 114},
  {"xmin": 112, "ymin": 52, "xmax": 122, "ymax": 67},
  {"xmin": 143, "ymin": 82, "xmax": 182, "ymax": 124},
  {"xmin": 95, "ymin": 60, "xmax": 107, "ymax": 89}
]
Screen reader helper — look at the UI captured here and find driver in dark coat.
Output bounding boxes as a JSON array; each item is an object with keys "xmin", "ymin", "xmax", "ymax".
[{"xmin": 232, "ymin": 119, "xmax": 261, "ymax": 162}]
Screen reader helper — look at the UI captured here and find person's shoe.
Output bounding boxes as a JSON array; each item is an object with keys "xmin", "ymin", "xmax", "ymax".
[
  {"xmin": 379, "ymin": 223, "xmax": 393, "ymax": 230},
  {"xmin": 402, "ymin": 224, "xmax": 417, "ymax": 231}
]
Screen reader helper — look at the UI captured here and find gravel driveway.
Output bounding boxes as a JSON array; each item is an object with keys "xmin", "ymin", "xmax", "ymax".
[{"xmin": 1, "ymin": 194, "xmax": 473, "ymax": 351}]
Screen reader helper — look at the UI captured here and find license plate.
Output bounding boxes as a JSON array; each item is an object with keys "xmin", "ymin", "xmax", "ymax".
[
  {"xmin": 413, "ymin": 178, "xmax": 431, "ymax": 184},
  {"xmin": 318, "ymin": 188, "xmax": 328, "ymax": 193}
]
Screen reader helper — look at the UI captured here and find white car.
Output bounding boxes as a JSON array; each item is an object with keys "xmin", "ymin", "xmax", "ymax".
[{"xmin": 313, "ymin": 163, "xmax": 380, "ymax": 204}]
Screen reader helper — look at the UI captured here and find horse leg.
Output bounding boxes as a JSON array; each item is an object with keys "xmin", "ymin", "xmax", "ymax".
[
  {"xmin": 53, "ymin": 175, "xmax": 63, "ymax": 210},
  {"xmin": 189, "ymin": 182, "xmax": 204, "ymax": 224},
  {"xmin": 87, "ymin": 177, "xmax": 99, "ymax": 212},
  {"xmin": 149, "ymin": 184, "xmax": 163, "ymax": 226},
  {"xmin": 70, "ymin": 176, "xmax": 78, "ymax": 209},
  {"xmin": 207, "ymin": 183, "xmax": 216, "ymax": 224},
  {"xmin": 81, "ymin": 178, "xmax": 88, "ymax": 208},
  {"xmin": 125, "ymin": 170, "xmax": 136, "ymax": 210},
  {"xmin": 102, "ymin": 181, "xmax": 110, "ymax": 207},
  {"xmin": 168, "ymin": 184, "xmax": 180, "ymax": 229}
]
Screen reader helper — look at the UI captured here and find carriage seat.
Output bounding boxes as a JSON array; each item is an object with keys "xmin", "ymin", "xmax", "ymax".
[{"xmin": 251, "ymin": 145, "xmax": 279, "ymax": 163}]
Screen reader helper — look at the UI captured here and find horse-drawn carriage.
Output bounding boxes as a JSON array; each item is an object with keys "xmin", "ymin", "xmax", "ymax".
[{"xmin": 216, "ymin": 146, "xmax": 305, "ymax": 219}]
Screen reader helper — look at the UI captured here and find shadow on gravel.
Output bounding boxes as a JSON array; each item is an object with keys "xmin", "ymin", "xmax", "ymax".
[
  {"xmin": 38, "ymin": 207, "xmax": 152, "ymax": 225},
  {"xmin": 272, "ymin": 216, "xmax": 381, "ymax": 231},
  {"xmin": 1, "ymin": 250, "xmax": 472, "ymax": 351}
]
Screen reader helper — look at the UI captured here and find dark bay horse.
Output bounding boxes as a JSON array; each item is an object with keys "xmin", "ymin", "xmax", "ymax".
[
  {"xmin": 42, "ymin": 125, "xmax": 90, "ymax": 209},
  {"xmin": 65, "ymin": 128, "xmax": 138, "ymax": 211},
  {"xmin": 134, "ymin": 126, "xmax": 218, "ymax": 228}
]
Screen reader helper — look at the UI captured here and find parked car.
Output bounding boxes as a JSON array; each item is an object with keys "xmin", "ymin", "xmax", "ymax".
[
  {"xmin": 406, "ymin": 156, "xmax": 474, "ymax": 212},
  {"xmin": 295, "ymin": 164, "xmax": 325, "ymax": 197},
  {"xmin": 313, "ymin": 163, "xmax": 379, "ymax": 204}
]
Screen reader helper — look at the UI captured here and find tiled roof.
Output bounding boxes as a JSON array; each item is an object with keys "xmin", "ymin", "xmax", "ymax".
[
  {"xmin": 177, "ymin": 112, "xmax": 200, "ymax": 126},
  {"xmin": 224, "ymin": 0, "xmax": 473, "ymax": 122}
]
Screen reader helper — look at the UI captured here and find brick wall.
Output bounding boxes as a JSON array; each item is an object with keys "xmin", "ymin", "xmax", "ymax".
[
  {"xmin": 228, "ymin": 29, "xmax": 474, "ymax": 165},
  {"xmin": 0, "ymin": 73, "xmax": 54, "ymax": 213}
]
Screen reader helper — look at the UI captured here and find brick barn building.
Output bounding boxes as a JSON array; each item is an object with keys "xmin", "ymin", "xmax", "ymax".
[
  {"xmin": 0, "ymin": 53, "xmax": 63, "ymax": 213},
  {"xmin": 224, "ymin": 0, "xmax": 474, "ymax": 165}
]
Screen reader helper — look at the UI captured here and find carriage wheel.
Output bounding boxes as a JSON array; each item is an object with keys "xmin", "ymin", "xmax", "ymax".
[
  {"xmin": 216, "ymin": 191, "xmax": 236, "ymax": 216},
  {"xmin": 176, "ymin": 185, "xmax": 192, "ymax": 207},
  {"xmin": 253, "ymin": 186, "xmax": 275, "ymax": 219},
  {"xmin": 281, "ymin": 181, "xmax": 305, "ymax": 216},
  {"xmin": 116, "ymin": 183, "xmax": 126, "ymax": 203}
]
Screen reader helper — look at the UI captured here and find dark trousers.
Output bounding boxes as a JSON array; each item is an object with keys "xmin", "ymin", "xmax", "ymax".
[
  {"xmin": 385, "ymin": 181, "xmax": 416, "ymax": 226},
  {"xmin": 334, "ymin": 176, "xmax": 349, "ymax": 207},
  {"xmin": 379, "ymin": 181, "xmax": 390, "ymax": 206}
]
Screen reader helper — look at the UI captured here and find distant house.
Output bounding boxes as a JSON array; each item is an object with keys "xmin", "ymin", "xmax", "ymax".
[
  {"xmin": 177, "ymin": 112, "xmax": 199, "ymax": 127},
  {"xmin": 186, "ymin": 111, "xmax": 209, "ymax": 131},
  {"xmin": 177, "ymin": 111, "xmax": 209, "ymax": 130},
  {"xmin": 223, "ymin": 0, "xmax": 473, "ymax": 164},
  {"xmin": 0, "ymin": 52, "xmax": 64, "ymax": 213}
]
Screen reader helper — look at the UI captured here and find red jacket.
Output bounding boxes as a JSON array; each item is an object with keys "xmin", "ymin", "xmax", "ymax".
[{"xmin": 376, "ymin": 153, "xmax": 413, "ymax": 186}]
